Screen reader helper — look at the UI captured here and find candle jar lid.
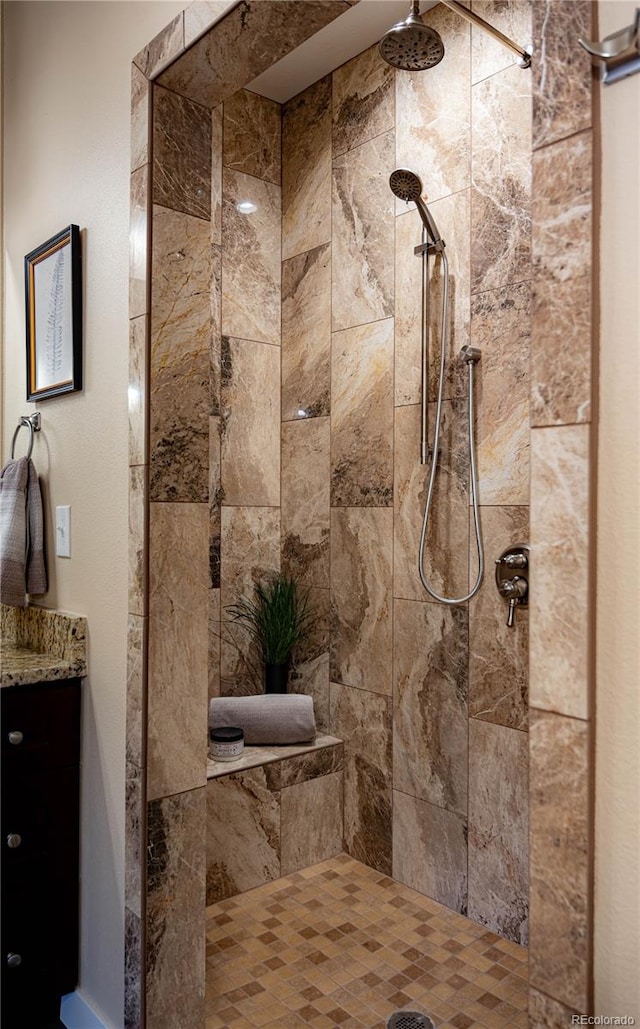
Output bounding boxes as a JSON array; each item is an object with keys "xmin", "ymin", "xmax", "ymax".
[{"xmin": 210, "ymin": 726, "xmax": 244, "ymax": 743}]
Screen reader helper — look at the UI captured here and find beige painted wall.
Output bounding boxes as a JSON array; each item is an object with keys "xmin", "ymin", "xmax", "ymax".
[
  {"xmin": 595, "ymin": 0, "xmax": 640, "ymax": 1018},
  {"xmin": 2, "ymin": 3, "xmax": 185, "ymax": 1025}
]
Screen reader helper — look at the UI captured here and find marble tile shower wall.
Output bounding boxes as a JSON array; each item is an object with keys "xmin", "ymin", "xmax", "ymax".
[
  {"xmin": 130, "ymin": 2, "xmax": 596, "ymax": 1025},
  {"xmin": 528, "ymin": 0, "xmax": 595, "ymax": 1019},
  {"xmin": 280, "ymin": 0, "xmax": 533, "ymax": 947}
]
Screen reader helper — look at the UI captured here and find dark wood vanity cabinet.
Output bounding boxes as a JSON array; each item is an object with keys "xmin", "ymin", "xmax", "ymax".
[{"xmin": 1, "ymin": 678, "xmax": 81, "ymax": 1027}]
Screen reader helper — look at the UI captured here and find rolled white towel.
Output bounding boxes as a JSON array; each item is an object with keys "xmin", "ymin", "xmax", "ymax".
[{"xmin": 209, "ymin": 694, "xmax": 316, "ymax": 745}]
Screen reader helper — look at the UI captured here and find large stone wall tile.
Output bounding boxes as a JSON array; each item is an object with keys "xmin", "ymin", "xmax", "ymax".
[
  {"xmin": 332, "ymin": 130, "xmax": 395, "ymax": 331},
  {"xmin": 184, "ymin": 1, "xmax": 238, "ymax": 48},
  {"xmin": 209, "ymin": 415, "xmax": 221, "ymax": 590},
  {"xmin": 223, "ymin": 89, "xmax": 281, "ymax": 184},
  {"xmin": 332, "ymin": 43, "xmax": 394, "ymax": 157},
  {"xmin": 529, "ymin": 710, "xmax": 590, "ymax": 1012},
  {"xmin": 157, "ymin": 1, "xmax": 350, "ymax": 110},
  {"xmin": 124, "ymin": 907, "xmax": 142, "ymax": 1029},
  {"xmin": 531, "ymin": 131, "xmax": 592, "ymax": 427},
  {"xmin": 146, "ymin": 789, "xmax": 206, "ymax": 1029},
  {"xmin": 152, "ymin": 85, "xmax": 211, "ymax": 220},
  {"xmin": 282, "ymin": 76, "xmax": 332, "ymax": 260},
  {"xmin": 131, "ymin": 63, "xmax": 149, "ymax": 175},
  {"xmin": 529, "ymin": 987, "xmax": 584, "ymax": 1025},
  {"xmin": 395, "ymin": 191, "xmax": 470, "ymax": 409},
  {"xmin": 393, "ymin": 790, "xmax": 467, "ymax": 914},
  {"xmin": 125, "ymin": 760, "xmax": 143, "ymax": 918},
  {"xmin": 126, "ymin": 613, "xmax": 144, "ymax": 770},
  {"xmin": 282, "ymin": 242, "xmax": 331, "ymax": 421},
  {"xmin": 281, "ymin": 771, "xmax": 343, "ymax": 874},
  {"xmin": 468, "ymin": 719, "xmax": 529, "ymax": 944},
  {"xmin": 151, "ymin": 203, "xmax": 213, "ymax": 320},
  {"xmin": 394, "ymin": 209, "xmax": 424, "ymax": 411},
  {"xmin": 472, "ymin": 281, "xmax": 530, "ymax": 505},
  {"xmin": 331, "ymin": 319, "xmax": 394, "ymax": 507},
  {"xmin": 211, "ymin": 106, "xmax": 222, "ymax": 245},
  {"xmin": 532, "ymin": 0, "xmax": 592, "ymax": 150},
  {"xmin": 393, "ymin": 599, "xmax": 468, "ymax": 815},
  {"xmin": 282, "ymin": 418, "xmax": 330, "ymax": 587},
  {"xmin": 330, "ymin": 508, "xmax": 393, "ymax": 696},
  {"xmin": 289, "ymin": 588, "xmax": 330, "ymax": 733},
  {"xmin": 129, "ymin": 315, "xmax": 147, "ymax": 468},
  {"xmin": 148, "ymin": 504, "xmax": 209, "ymax": 800},
  {"xmin": 220, "ymin": 337, "xmax": 280, "ymax": 507},
  {"xmin": 471, "ymin": 63, "xmax": 532, "ymax": 293},
  {"xmin": 134, "ymin": 12, "xmax": 184, "ymax": 79},
  {"xmin": 471, "ymin": 0, "xmax": 533, "ymax": 84},
  {"xmin": 469, "ymin": 506, "xmax": 529, "ymax": 730},
  {"xmin": 129, "ymin": 466, "xmax": 146, "ymax": 617},
  {"xmin": 220, "ymin": 506, "xmax": 280, "ymax": 695},
  {"xmin": 205, "ymin": 767, "xmax": 280, "ymax": 903},
  {"xmin": 150, "ymin": 206, "xmax": 213, "ymax": 502},
  {"xmin": 211, "ymin": 244, "xmax": 222, "ymax": 416},
  {"xmin": 209, "ymin": 587, "xmax": 221, "ymax": 700},
  {"xmin": 277, "ymin": 741, "xmax": 343, "ymax": 788},
  {"xmin": 221, "ymin": 169, "xmax": 281, "ymax": 346},
  {"xmin": 530, "ymin": 425, "xmax": 589, "ymax": 719},
  {"xmin": 394, "ymin": 402, "xmax": 470, "ymax": 603},
  {"xmin": 330, "ymin": 682, "xmax": 392, "ymax": 874},
  {"xmin": 396, "ymin": 3, "xmax": 471, "ymax": 202},
  {"xmin": 130, "ymin": 165, "xmax": 149, "ymax": 320}
]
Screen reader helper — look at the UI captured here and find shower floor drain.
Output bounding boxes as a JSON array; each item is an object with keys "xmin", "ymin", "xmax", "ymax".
[{"xmin": 386, "ymin": 1013, "xmax": 435, "ymax": 1029}]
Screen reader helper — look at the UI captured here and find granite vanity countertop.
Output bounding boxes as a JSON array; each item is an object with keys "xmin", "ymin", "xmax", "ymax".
[{"xmin": 0, "ymin": 605, "xmax": 87, "ymax": 687}]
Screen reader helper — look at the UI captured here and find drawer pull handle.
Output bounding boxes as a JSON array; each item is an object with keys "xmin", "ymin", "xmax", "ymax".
[
  {"xmin": 6, "ymin": 953, "xmax": 22, "ymax": 968},
  {"xmin": 7, "ymin": 730, "xmax": 24, "ymax": 746},
  {"xmin": 6, "ymin": 834, "xmax": 22, "ymax": 849}
]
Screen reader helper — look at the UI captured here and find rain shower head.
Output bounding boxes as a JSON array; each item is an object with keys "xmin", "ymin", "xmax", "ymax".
[
  {"xmin": 378, "ymin": 2, "xmax": 445, "ymax": 71},
  {"xmin": 379, "ymin": 0, "xmax": 532, "ymax": 74},
  {"xmin": 389, "ymin": 169, "xmax": 443, "ymax": 246}
]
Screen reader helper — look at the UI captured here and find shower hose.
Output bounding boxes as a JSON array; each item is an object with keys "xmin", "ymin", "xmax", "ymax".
[{"xmin": 418, "ymin": 246, "xmax": 484, "ymax": 605}]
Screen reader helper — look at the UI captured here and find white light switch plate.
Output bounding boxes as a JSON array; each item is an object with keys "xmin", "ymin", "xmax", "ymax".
[{"xmin": 56, "ymin": 505, "xmax": 71, "ymax": 558}]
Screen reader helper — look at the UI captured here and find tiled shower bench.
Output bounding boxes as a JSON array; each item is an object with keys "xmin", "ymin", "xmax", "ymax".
[{"xmin": 206, "ymin": 735, "xmax": 344, "ymax": 904}]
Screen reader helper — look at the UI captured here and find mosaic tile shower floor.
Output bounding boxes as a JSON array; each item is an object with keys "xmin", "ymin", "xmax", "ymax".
[{"xmin": 205, "ymin": 854, "xmax": 528, "ymax": 1029}]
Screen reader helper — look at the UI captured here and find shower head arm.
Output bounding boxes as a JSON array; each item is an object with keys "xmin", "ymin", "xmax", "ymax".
[{"xmin": 438, "ymin": 0, "xmax": 532, "ymax": 67}]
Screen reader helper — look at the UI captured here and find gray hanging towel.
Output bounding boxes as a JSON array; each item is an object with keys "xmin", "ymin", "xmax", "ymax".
[{"xmin": 0, "ymin": 456, "xmax": 47, "ymax": 607}]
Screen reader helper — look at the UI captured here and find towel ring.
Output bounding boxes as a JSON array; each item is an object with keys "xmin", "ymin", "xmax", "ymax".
[{"xmin": 10, "ymin": 413, "xmax": 41, "ymax": 460}]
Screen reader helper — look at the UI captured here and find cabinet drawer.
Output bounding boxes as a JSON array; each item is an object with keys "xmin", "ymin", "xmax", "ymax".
[
  {"xmin": 2, "ymin": 946, "xmax": 60, "ymax": 1026},
  {"xmin": 2, "ymin": 765, "xmax": 80, "ymax": 870},
  {"xmin": 1, "ymin": 679, "xmax": 80, "ymax": 771}
]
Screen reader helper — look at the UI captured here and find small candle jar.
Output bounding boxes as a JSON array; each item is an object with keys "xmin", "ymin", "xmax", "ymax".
[{"xmin": 209, "ymin": 726, "xmax": 244, "ymax": 762}]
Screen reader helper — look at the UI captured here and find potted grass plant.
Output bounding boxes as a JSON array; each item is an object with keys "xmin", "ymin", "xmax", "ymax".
[{"xmin": 225, "ymin": 574, "xmax": 313, "ymax": 693}]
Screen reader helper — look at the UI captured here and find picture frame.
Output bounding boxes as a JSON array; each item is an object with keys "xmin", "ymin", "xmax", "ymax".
[{"xmin": 24, "ymin": 224, "xmax": 82, "ymax": 401}]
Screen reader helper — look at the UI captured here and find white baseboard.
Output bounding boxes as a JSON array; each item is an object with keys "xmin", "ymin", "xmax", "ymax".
[{"xmin": 61, "ymin": 991, "xmax": 110, "ymax": 1029}]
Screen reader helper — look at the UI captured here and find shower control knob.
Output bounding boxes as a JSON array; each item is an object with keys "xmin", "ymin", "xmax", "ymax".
[
  {"xmin": 6, "ymin": 834, "xmax": 22, "ymax": 849},
  {"xmin": 7, "ymin": 730, "xmax": 23, "ymax": 746},
  {"xmin": 503, "ymin": 552, "xmax": 527, "ymax": 569},
  {"xmin": 498, "ymin": 576, "xmax": 528, "ymax": 628},
  {"xmin": 498, "ymin": 576, "xmax": 527, "ymax": 599},
  {"xmin": 6, "ymin": 953, "xmax": 22, "ymax": 968}
]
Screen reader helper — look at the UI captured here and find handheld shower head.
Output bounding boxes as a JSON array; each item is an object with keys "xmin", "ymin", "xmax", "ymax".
[
  {"xmin": 389, "ymin": 169, "xmax": 443, "ymax": 247},
  {"xmin": 379, "ymin": 1, "xmax": 445, "ymax": 71}
]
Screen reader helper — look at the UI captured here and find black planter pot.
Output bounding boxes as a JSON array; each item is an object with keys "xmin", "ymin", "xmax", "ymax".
[{"xmin": 264, "ymin": 661, "xmax": 289, "ymax": 694}]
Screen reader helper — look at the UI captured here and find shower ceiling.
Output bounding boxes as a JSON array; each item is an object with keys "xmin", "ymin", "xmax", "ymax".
[{"xmin": 246, "ymin": 0, "xmax": 438, "ymax": 102}]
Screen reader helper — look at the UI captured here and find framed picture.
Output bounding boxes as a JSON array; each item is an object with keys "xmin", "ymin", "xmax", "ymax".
[{"xmin": 24, "ymin": 224, "xmax": 82, "ymax": 401}]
